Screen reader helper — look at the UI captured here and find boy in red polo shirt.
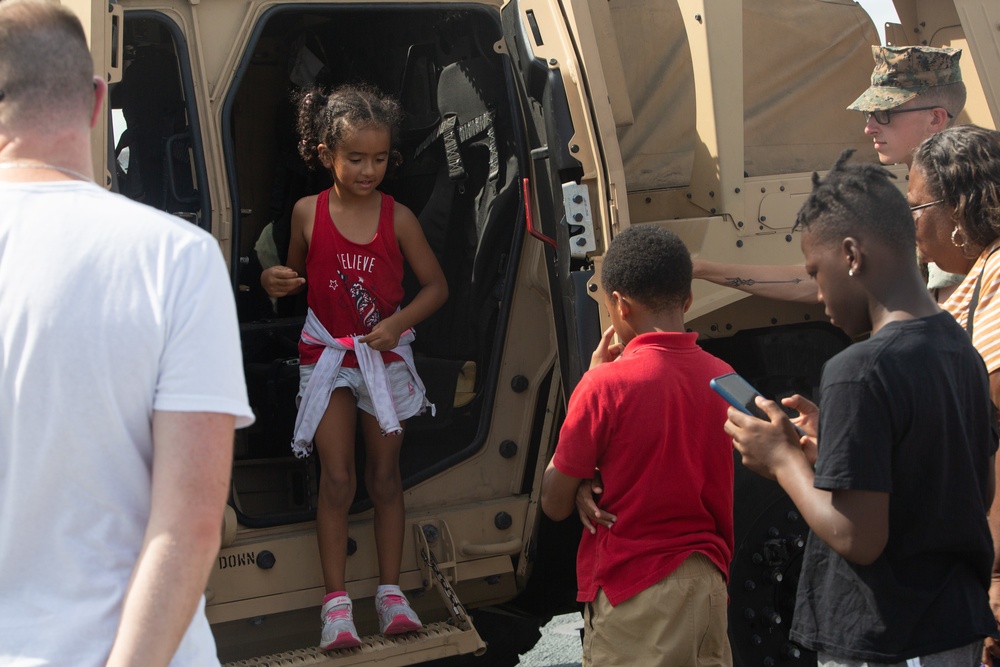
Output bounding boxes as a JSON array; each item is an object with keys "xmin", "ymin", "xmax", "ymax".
[{"xmin": 541, "ymin": 225, "xmax": 735, "ymax": 667}]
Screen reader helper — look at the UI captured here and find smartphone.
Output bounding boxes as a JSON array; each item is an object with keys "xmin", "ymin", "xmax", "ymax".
[
  {"xmin": 710, "ymin": 373, "xmax": 806, "ymax": 436},
  {"xmin": 710, "ymin": 373, "xmax": 770, "ymax": 419}
]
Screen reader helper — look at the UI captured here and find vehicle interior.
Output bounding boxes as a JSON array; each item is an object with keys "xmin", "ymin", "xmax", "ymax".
[{"xmin": 109, "ymin": 7, "xmax": 527, "ymax": 527}]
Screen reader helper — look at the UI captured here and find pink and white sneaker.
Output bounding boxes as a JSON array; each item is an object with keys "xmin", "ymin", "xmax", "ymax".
[
  {"xmin": 375, "ymin": 586, "xmax": 423, "ymax": 636},
  {"xmin": 320, "ymin": 595, "xmax": 362, "ymax": 650}
]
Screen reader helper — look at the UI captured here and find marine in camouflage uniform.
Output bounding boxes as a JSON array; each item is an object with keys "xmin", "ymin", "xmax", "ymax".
[{"xmin": 849, "ymin": 45, "xmax": 966, "ymax": 296}]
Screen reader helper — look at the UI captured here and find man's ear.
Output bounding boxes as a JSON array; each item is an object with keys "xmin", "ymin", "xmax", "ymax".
[
  {"xmin": 930, "ymin": 106, "xmax": 953, "ymax": 130},
  {"xmin": 90, "ymin": 76, "xmax": 107, "ymax": 130}
]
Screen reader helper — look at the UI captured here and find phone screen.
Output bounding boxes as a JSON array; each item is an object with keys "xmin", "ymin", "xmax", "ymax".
[{"xmin": 710, "ymin": 373, "xmax": 769, "ymax": 420}]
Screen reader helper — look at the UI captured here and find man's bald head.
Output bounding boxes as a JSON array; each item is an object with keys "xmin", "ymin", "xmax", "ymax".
[{"xmin": 0, "ymin": 0, "xmax": 95, "ymax": 133}]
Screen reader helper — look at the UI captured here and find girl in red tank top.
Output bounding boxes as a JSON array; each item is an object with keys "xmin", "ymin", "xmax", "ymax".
[{"xmin": 261, "ymin": 84, "xmax": 448, "ymax": 650}]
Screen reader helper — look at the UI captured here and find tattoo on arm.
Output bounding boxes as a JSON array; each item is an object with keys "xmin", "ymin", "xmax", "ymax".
[{"xmin": 725, "ymin": 276, "xmax": 804, "ymax": 287}]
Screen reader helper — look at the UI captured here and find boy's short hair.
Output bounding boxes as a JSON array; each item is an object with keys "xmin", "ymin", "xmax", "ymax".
[
  {"xmin": 601, "ymin": 225, "xmax": 692, "ymax": 312},
  {"xmin": 793, "ymin": 149, "xmax": 914, "ymax": 252}
]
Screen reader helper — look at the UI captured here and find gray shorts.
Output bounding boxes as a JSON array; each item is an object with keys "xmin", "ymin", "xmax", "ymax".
[
  {"xmin": 817, "ymin": 640, "xmax": 982, "ymax": 667},
  {"xmin": 298, "ymin": 361, "xmax": 427, "ymax": 422}
]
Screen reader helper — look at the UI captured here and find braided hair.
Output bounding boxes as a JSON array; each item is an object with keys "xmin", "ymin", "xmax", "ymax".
[
  {"xmin": 294, "ymin": 83, "xmax": 403, "ymax": 174},
  {"xmin": 793, "ymin": 149, "xmax": 913, "ymax": 252}
]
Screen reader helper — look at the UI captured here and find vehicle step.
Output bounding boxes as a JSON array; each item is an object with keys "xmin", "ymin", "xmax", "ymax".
[{"xmin": 222, "ymin": 620, "xmax": 484, "ymax": 666}]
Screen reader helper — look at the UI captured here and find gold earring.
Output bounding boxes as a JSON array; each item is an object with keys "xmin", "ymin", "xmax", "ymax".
[
  {"xmin": 848, "ymin": 268, "xmax": 855, "ymax": 277},
  {"xmin": 951, "ymin": 227, "xmax": 966, "ymax": 248}
]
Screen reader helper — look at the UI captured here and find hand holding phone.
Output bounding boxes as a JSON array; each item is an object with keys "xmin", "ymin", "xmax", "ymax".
[{"xmin": 710, "ymin": 373, "xmax": 806, "ymax": 437}]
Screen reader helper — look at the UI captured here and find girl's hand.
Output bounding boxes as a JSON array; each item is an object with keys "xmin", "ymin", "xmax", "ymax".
[
  {"xmin": 359, "ymin": 318, "xmax": 403, "ymax": 352},
  {"xmin": 261, "ymin": 265, "xmax": 306, "ymax": 298},
  {"xmin": 590, "ymin": 326, "xmax": 624, "ymax": 370}
]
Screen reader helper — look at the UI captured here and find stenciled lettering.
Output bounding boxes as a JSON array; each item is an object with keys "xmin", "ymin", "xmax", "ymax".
[{"xmin": 217, "ymin": 550, "xmax": 257, "ymax": 570}]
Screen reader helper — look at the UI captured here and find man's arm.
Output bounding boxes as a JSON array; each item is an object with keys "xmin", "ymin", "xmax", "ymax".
[
  {"xmin": 693, "ymin": 259, "xmax": 818, "ymax": 304},
  {"xmin": 105, "ymin": 411, "xmax": 235, "ymax": 667},
  {"xmin": 541, "ymin": 460, "xmax": 584, "ymax": 522},
  {"xmin": 728, "ymin": 399, "xmax": 889, "ymax": 565}
]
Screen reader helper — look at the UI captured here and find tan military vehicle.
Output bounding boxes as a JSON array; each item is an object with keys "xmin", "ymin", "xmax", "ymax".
[{"xmin": 67, "ymin": 0, "xmax": 1000, "ymax": 664}]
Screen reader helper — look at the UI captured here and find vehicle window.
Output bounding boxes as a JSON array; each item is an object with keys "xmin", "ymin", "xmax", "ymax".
[{"xmin": 109, "ymin": 14, "xmax": 207, "ymax": 228}]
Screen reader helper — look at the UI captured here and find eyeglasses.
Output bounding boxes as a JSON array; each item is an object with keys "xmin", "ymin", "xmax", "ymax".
[
  {"xmin": 909, "ymin": 199, "xmax": 944, "ymax": 220},
  {"xmin": 863, "ymin": 106, "xmax": 954, "ymax": 125}
]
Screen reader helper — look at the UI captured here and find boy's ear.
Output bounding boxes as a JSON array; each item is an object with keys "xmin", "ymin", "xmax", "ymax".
[
  {"xmin": 682, "ymin": 291, "xmax": 693, "ymax": 313},
  {"xmin": 612, "ymin": 291, "xmax": 630, "ymax": 318},
  {"xmin": 842, "ymin": 237, "xmax": 862, "ymax": 275}
]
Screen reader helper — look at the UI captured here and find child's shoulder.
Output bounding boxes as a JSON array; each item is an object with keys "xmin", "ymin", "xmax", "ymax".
[{"xmin": 292, "ymin": 192, "xmax": 321, "ymax": 213}]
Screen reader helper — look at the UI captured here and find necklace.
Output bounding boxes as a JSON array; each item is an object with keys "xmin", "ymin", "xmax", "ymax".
[{"xmin": 0, "ymin": 161, "xmax": 91, "ymax": 182}]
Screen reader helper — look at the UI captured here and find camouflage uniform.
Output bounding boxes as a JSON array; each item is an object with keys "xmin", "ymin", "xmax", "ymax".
[
  {"xmin": 849, "ymin": 45, "xmax": 965, "ymax": 292},
  {"xmin": 848, "ymin": 45, "xmax": 962, "ymax": 111}
]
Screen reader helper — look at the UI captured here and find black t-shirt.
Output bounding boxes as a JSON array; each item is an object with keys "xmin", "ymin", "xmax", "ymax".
[{"xmin": 790, "ymin": 312, "xmax": 998, "ymax": 662}]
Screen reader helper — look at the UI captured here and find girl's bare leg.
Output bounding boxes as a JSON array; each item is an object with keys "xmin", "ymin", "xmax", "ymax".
[
  {"xmin": 360, "ymin": 412, "xmax": 406, "ymax": 584},
  {"xmin": 314, "ymin": 388, "xmax": 359, "ymax": 592}
]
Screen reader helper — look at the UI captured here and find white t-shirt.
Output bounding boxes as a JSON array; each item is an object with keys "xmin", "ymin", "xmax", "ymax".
[{"xmin": 0, "ymin": 181, "xmax": 254, "ymax": 666}]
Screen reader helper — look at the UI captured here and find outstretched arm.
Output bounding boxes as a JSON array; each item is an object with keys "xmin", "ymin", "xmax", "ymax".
[
  {"xmin": 728, "ymin": 398, "xmax": 888, "ymax": 565},
  {"xmin": 105, "ymin": 411, "xmax": 235, "ymax": 667},
  {"xmin": 693, "ymin": 259, "xmax": 818, "ymax": 304}
]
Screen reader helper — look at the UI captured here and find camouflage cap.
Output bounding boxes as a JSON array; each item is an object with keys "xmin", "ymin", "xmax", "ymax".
[{"xmin": 847, "ymin": 45, "xmax": 962, "ymax": 112}]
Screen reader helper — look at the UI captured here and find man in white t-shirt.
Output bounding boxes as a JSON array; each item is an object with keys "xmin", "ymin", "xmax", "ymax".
[{"xmin": 0, "ymin": 2, "xmax": 254, "ymax": 665}]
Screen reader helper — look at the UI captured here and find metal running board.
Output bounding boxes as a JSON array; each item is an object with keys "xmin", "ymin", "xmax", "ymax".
[
  {"xmin": 223, "ymin": 620, "xmax": 484, "ymax": 666},
  {"xmin": 224, "ymin": 520, "xmax": 486, "ymax": 667}
]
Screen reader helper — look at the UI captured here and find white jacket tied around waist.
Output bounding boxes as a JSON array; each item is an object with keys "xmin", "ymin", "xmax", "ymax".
[{"xmin": 292, "ymin": 308, "xmax": 433, "ymax": 458}]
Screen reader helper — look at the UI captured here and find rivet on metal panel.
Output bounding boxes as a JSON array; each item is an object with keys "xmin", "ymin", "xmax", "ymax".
[{"xmin": 499, "ymin": 440, "xmax": 518, "ymax": 459}]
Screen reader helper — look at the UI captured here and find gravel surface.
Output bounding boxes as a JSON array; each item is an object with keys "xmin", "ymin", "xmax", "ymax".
[{"xmin": 517, "ymin": 613, "xmax": 583, "ymax": 667}]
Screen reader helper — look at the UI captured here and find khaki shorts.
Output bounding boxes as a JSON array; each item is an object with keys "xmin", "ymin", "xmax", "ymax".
[
  {"xmin": 299, "ymin": 361, "xmax": 427, "ymax": 422},
  {"xmin": 582, "ymin": 552, "xmax": 733, "ymax": 667}
]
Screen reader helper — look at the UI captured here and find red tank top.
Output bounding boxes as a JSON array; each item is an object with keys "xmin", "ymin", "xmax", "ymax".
[{"xmin": 299, "ymin": 190, "xmax": 404, "ymax": 366}]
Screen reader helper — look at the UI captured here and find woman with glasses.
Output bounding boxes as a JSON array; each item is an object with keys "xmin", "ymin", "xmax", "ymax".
[
  {"xmin": 909, "ymin": 125, "xmax": 1000, "ymax": 348},
  {"xmin": 909, "ymin": 123, "xmax": 1000, "ymax": 667}
]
